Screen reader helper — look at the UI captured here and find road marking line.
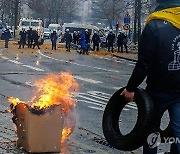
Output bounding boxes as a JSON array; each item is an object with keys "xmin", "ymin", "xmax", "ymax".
[
  {"xmin": 8, "ymin": 60, "xmax": 23, "ymax": 65},
  {"xmin": 128, "ymin": 63, "xmax": 135, "ymax": 66},
  {"xmin": 115, "ymin": 60, "xmax": 123, "ymax": 63},
  {"xmin": 85, "ymin": 92, "xmax": 109, "ymax": 101},
  {"xmin": 74, "ymin": 76, "xmax": 102, "ymax": 84},
  {"xmin": 1, "ymin": 56, "xmax": 9, "ymax": 60},
  {"xmin": 38, "ymin": 50, "xmax": 119, "ymax": 73},
  {"xmin": 75, "ymin": 94, "xmax": 106, "ymax": 105},
  {"xmin": 88, "ymin": 91, "xmax": 112, "ymax": 97},
  {"xmin": 126, "ymin": 104, "xmax": 138, "ymax": 110},
  {"xmin": 128, "ymin": 102, "xmax": 137, "ymax": 107},
  {"xmin": 88, "ymin": 106, "xmax": 104, "ymax": 111},
  {"xmin": 78, "ymin": 100, "xmax": 104, "ymax": 107},
  {"xmin": 87, "ymin": 91, "xmax": 110, "ymax": 99},
  {"xmin": 23, "ymin": 65, "xmax": 44, "ymax": 72}
]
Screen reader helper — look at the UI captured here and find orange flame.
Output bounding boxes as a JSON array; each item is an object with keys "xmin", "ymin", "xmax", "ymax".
[
  {"xmin": 8, "ymin": 72, "xmax": 79, "ymax": 112},
  {"xmin": 61, "ymin": 128, "xmax": 72, "ymax": 143}
]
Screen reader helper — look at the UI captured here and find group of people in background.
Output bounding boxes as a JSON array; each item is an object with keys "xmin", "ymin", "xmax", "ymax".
[
  {"xmin": 64, "ymin": 28, "xmax": 129, "ymax": 55},
  {"xmin": 3, "ymin": 26, "xmax": 128, "ymax": 54},
  {"xmin": 19, "ymin": 27, "xmax": 40, "ymax": 49}
]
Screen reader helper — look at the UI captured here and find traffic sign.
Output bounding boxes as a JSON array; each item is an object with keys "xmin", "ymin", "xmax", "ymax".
[
  {"xmin": 123, "ymin": 24, "xmax": 130, "ymax": 30},
  {"xmin": 124, "ymin": 12, "xmax": 130, "ymax": 24},
  {"xmin": 112, "ymin": 20, "xmax": 116, "ymax": 26},
  {"xmin": 124, "ymin": 17, "xmax": 130, "ymax": 24}
]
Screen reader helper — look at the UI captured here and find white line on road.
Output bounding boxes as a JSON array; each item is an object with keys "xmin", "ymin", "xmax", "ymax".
[
  {"xmin": 8, "ymin": 59, "xmax": 23, "ymax": 65},
  {"xmin": 23, "ymin": 65, "xmax": 44, "ymax": 72},
  {"xmin": 1, "ymin": 56, "xmax": 9, "ymax": 60},
  {"xmin": 88, "ymin": 106, "xmax": 104, "ymax": 111},
  {"xmin": 75, "ymin": 94, "xmax": 106, "ymax": 105},
  {"xmin": 38, "ymin": 50, "xmax": 119, "ymax": 73},
  {"xmin": 128, "ymin": 63, "xmax": 135, "ymax": 66},
  {"xmin": 74, "ymin": 76, "xmax": 102, "ymax": 84},
  {"xmin": 78, "ymin": 100, "xmax": 104, "ymax": 107}
]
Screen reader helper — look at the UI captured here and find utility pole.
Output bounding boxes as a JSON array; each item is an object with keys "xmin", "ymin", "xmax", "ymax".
[{"xmin": 133, "ymin": 0, "xmax": 141, "ymax": 48}]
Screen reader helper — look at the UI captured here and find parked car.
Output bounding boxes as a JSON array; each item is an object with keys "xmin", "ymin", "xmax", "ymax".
[{"xmin": 44, "ymin": 28, "xmax": 51, "ymax": 39}]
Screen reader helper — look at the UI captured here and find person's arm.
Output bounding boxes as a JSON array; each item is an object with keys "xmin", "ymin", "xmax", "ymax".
[{"xmin": 121, "ymin": 22, "xmax": 158, "ymax": 100}]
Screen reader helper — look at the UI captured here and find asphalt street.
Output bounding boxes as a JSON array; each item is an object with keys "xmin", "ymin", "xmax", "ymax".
[{"xmin": 0, "ymin": 46, "xmax": 169, "ymax": 154}]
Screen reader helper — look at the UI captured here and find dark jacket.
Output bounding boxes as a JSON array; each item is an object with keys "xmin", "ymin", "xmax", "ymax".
[
  {"xmin": 27, "ymin": 29, "xmax": 33, "ymax": 40},
  {"xmin": 117, "ymin": 33, "xmax": 124, "ymax": 45},
  {"xmin": 85, "ymin": 31, "xmax": 90, "ymax": 44},
  {"xmin": 92, "ymin": 33, "xmax": 100, "ymax": 45},
  {"xmin": 2, "ymin": 29, "xmax": 11, "ymax": 40},
  {"xmin": 64, "ymin": 32, "xmax": 72, "ymax": 43},
  {"xmin": 106, "ymin": 32, "xmax": 115, "ymax": 45},
  {"xmin": 126, "ymin": 19, "xmax": 180, "ymax": 93},
  {"xmin": 50, "ymin": 32, "xmax": 58, "ymax": 43},
  {"xmin": 19, "ymin": 30, "xmax": 26, "ymax": 41}
]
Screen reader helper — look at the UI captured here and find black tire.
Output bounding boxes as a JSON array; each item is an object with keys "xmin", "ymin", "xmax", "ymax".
[{"xmin": 102, "ymin": 87, "xmax": 155, "ymax": 151}]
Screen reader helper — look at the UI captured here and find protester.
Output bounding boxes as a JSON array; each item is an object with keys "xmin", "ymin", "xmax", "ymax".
[
  {"xmin": 18, "ymin": 28, "xmax": 26, "ymax": 49},
  {"xmin": 106, "ymin": 29, "xmax": 115, "ymax": 52},
  {"xmin": 92, "ymin": 31, "xmax": 101, "ymax": 51},
  {"xmin": 64, "ymin": 29, "xmax": 72, "ymax": 52},
  {"xmin": 120, "ymin": 0, "xmax": 180, "ymax": 153},
  {"xmin": 2, "ymin": 27, "xmax": 11, "ymax": 48},
  {"xmin": 50, "ymin": 30, "xmax": 58, "ymax": 50}
]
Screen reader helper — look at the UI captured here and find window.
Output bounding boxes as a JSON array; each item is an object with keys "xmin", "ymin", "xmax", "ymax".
[
  {"xmin": 21, "ymin": 21, "xmax": 30, "ymax": 26},
  {"xmin": 31, "ymin": 22, "xmax": 39, "ymax": 26}
]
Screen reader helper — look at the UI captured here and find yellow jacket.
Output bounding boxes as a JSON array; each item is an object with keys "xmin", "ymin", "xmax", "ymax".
[{"xmin": 146, "ymin": 7, "xmax": 180, "ymax": 29}]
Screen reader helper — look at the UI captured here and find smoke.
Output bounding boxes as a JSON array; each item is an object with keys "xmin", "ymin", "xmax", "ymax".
[{"xmin": 79, "ymin": 0, "xmax": 92, "ymax": 23}]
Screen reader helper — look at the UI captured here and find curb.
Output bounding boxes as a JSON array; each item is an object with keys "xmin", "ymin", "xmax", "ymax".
[{"xmin": 112, "ymin": 53, "xmax": 138, "ymax": 62}]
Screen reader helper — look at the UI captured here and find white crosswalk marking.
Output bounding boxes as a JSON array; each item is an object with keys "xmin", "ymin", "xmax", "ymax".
[{"xmin": 75, "ymin": 91, "xmax": 137, "ymax": 111}]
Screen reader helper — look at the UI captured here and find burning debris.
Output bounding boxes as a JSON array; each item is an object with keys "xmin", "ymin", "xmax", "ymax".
[{"xmin": 8, "ymin": 72, "xmax": 79, "ymax": 153}]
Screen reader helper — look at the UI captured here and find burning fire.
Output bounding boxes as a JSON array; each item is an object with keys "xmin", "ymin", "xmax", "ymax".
[
  {"xmin": 8, "ymin": 72, "xmax": 79, "ymax": 112},
  {"xmin": 61, "ymin": 128, "xmax": 72, "ymax": 143}
]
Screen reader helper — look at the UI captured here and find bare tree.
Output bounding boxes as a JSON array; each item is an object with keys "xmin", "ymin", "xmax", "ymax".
[{"xmin": 27, "ymin": 0, "xmax": 80, "ymax": 25}]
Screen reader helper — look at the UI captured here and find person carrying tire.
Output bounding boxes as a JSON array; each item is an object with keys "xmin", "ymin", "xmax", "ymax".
[{"xmin": 120, "ymin": 0, "xmax": 180, "ymax": 153}]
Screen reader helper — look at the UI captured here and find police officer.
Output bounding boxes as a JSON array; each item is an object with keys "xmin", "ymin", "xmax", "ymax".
[
  {"xmin": 106, "ymin": 29, "xmax": 115, "ymax": 52},
  {"xmin": 85, "ymin": 29, "xmax": 91, "ymax": 53},
  {"xmin": 92, "ymin": 31, "xmax": 101, "ymax": 51},
  {"xmin": 32, "ymin": 30, "xmax": 40, "ymax": 49},
  {"xmin": 18, "ymin": 28, "xmax": 26, "ymax": 49},
  {"xmin": 50, "ymin": 30, "xmax": 58, "ymax": 50},
  {"xmin": 27, "ymin": 27, "xmax": 33, "ymax": 48},
  {"xmin": 117, "ymin": 31, "xmax": 124, "ymax": 53},
  {"xmin": 2, "ymin": 28, "xmax": 11, "ymax": 48},
  {"xmin": 64, "ymin": 29, "xmax": 72, "ymax": 52}
]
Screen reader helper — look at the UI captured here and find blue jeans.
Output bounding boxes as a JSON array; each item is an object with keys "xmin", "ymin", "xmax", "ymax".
[{"xmin": 143, "ymin": 88, "xmax": 180, "ymax": 154}]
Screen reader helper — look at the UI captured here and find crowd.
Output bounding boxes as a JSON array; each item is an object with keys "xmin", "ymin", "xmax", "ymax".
[
  {"xmin": 1, "ymin": 27, "xmax": 129, "ymax": 54},
  {"xmin": 64, "ymin": 29, "xmax": 129, "ymax": 54}
]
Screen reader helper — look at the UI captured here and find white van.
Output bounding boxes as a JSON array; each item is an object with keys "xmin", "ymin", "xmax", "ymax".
[
  {"xmin": 48, "ymin": 24, "xmax": 62, "ymax": 36},
  {"xmin": 62, "ymin": 23, "xmax": 106, "ymax": 46},
  {"xmin": 16, "ymin": 18, "xmax": 44, "ymax": 44},
  {"xmin": 62, "ymin": 23, "xmax": 99, "ymax": 35}
]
